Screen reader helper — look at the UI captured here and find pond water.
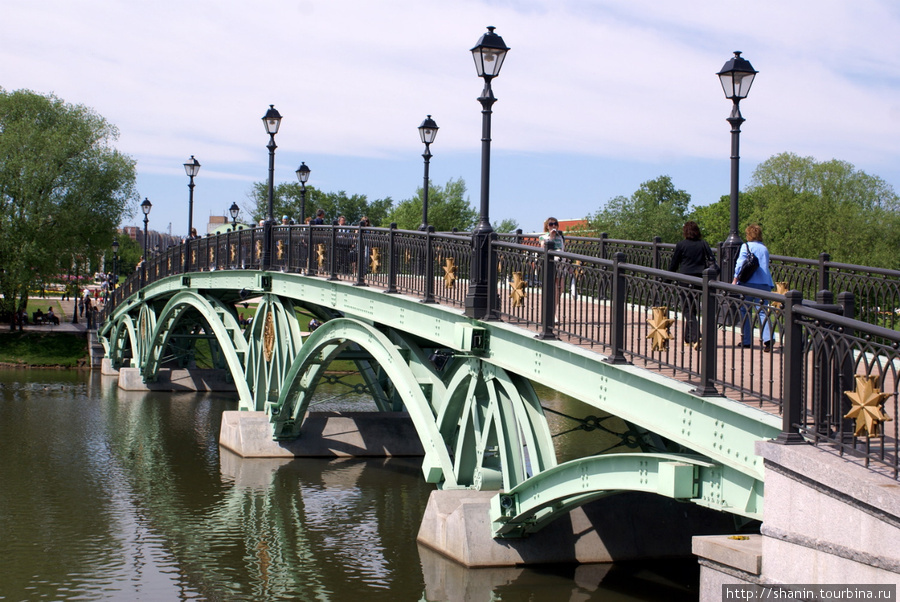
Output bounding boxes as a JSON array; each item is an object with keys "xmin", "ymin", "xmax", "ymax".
[{"xmin": 0, "ymin": 370, "xmax": 701, "ymax": 601}]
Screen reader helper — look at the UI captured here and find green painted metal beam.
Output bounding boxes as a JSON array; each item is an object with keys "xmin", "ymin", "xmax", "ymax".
[{"xmin": 489, "ymin": 452, "xmax": 762, "ymax": 538}]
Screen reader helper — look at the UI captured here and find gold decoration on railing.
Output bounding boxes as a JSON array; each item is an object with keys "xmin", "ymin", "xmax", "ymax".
[
  {"xmin": 510, "ymin": 272, "xmax": 527, "ymax": 307},
  {"xmin": 191, "ymin": 250, "xmax": 196, "ymax": 264},
  {"xmin": 443, "ymin": 257, "xmax": 458, "ymax": 288},
  {"xmin": 843, "ymin": 375, "xmax": 893, "ymax": 437},
  {"xmin": 404, "ymin": 249, "xmax": 412, "ymax": 267},
  {"xmin": 316, "ymin": 243, "xmax": 326, "ymax": 268},
  {"xmin": 370, "ymin": 248, "xmax": 381, "ymax": 273},
  {"xmin": 276, "ymin": 240, "xmax": 284, "ymax": 260},
  {"xmin": 208, "ymin": 247, "xmax": 215, "ymax": 264},
  {"xmin": 167, "ymin": 257, "xmax": 172, "ymax": 271},
  {"xmin": 646, "ymin": 306, "xmax": 675, "ymax": 352},
  {"xmin": 263, "ymin": 312, "xmax": 275, "ymax": 363},
  {"xmin": 255, "ymin": 240, "xmax": 262, "ymax": 259},
  {"xmin": 771, "ymin": 281, "xmax": 789, "ymax": 308},
  {"xmin": 230, "ymin": 245, "xmax": 236, "ymax": 262}
]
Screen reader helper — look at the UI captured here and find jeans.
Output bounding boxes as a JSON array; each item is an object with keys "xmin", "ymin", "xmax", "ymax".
[{"xmin": 738, "ymin": 282, "xmax": 773, "ymax": 346}]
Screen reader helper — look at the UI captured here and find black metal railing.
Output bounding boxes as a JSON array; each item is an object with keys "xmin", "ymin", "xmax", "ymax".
[{"xmin": 105, "ymin": 225, "xmax": 900, "ymax": 478}]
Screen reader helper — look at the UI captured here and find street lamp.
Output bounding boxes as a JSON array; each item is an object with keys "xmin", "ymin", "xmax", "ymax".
[
  {"xmin": 464, "ymin": 26, "xmax": 509, "ymax": 319},
  {"xmin": 141, "ymin": 197, "xmax": 152, "ymax": 285},
  {"xmin": 418, "ymin": 115, "xmax": 438, "ymax": 231},
  {"xmin": 295, "ymin": 162, "xmax": 310, "ymax": 224},
  {"xmin": 261, "ymin": 105, "xmax": 282, "ymax": 268},
  {"xmin": 717, "ymin": 51, "xmax": 757, "ymax": 281},
  {"xmin": 229, "ymin": 202, "xmax": 240, "ymax": 230},
  {"xmin": 183, "ymin": 155, "xmax": 201, "ymax": 237}
]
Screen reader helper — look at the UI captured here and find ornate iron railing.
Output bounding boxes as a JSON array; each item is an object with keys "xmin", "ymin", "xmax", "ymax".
[{"xmin": 106, "ymin": 225, "xmax": 900, "ymax": 478}]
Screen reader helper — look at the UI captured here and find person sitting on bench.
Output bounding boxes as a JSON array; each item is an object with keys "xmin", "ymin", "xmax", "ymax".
[
  {"xmin": 32, "ymin": 308, "xmax": 44, "ymax": 324},
  {"xmin": 46, "ymin": 307, "xmax": 59, "ymax": 325}
]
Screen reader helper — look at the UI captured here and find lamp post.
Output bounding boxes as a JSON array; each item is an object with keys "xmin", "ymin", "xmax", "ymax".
[
  {"xmin": 464, "ymin": 26, "xmax": 509, "ymax": 319},
  {"xmin": 229, "ymin": 202, "xmax": 240, "ymax": 230},
  {"xmin": 295, "ymin": 162, "xmax": 310, "ymax": 223},
  {"xmin": 111, "ymin": 238, "xmax": 119, "ymax": 288},
  {"xmin": 418, "ymin": 115, "xmax": 439, "ymax": 231},
  {"xmin": 717, "ymin": 51, "xmax": 757, "ymax": 281},
  {"xmin": 141, "ymin": 197, "xmax": 152, "ymax": 286},
  {"xmin": 183, "ymin": 155, "xmax": 201, "ymax": 237},
  {"xmin": 262, "ymin": 104, "xmax": 283, "ymax": 269}
]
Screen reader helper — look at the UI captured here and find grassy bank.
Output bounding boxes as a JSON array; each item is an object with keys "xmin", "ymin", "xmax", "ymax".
[{"xmin": 0, "ymin": 332, "xmax": 88, "ymax": 367}]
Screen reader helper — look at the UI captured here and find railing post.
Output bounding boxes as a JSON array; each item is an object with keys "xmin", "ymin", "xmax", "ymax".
[
  {"xmin": 354, "ymin": 224, "xmax": 367, "ymax": 286},
  {"xmin": 599, "ymin": 232, "xmax": 608, "ymax": 260},
  {"xmin": 651, "ymin": 236, "xmax": 662, "ymax": 270},
  {"xmin": 328, "ymin": 223, "xmax": 338, "ymax": 281},
  {"xmin": 386, "ymin": 223, "xmax": 398, "ymax": 294},
  {"xmin": 604, "ymin": 252, "xmax": 629, "ymax": 365},
  {"xmin": 837, "ymin": 291, "xmax": 856, "ymax": 438},
  {"xmin": 818, "ymin": 252, "xmax": 831, "ymax": 293},
  {"xmin": 306, "ymin": 226, "xmax": 315, "ymax": 276},
  {"xmin": 776, "ymin": 290, "xmax": 806, "ymax": 444},
  {"xmin": 422, "ymin": 226, "xmax": 436, "ymax": 303},
  {"xmin": 536, "ymin": 247, "xmax": 557, "ymax": 340},
  {"xmin": 486, "ymin": 232, "xmax": 499, "ymax": 319},
  {"xmin": 692, "ymin": 266, "xmax": 720, "ymax": 396},
  {"xmin": 514, "ymin": 228, "xmax": 523, "ymax": 246}
]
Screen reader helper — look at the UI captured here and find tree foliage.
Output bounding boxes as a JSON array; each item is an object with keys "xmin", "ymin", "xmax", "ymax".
[
  {"xmin": 692, "ymin": 153, "xmax": 900, "ymax": 267},
  {"xmin": 0, "ymin": 89, "xmax": 137, "ymax": 314},
  {"xmin": 387, "ymin": 177, "xmax": 479, "ymax": 231},
  {"xmin": 246, "ymin": 182, "xmax": 393, "ymax": 226},
  {"xmin": 586, "ymin": 175, "xmax": 691, "ymax": 243}
]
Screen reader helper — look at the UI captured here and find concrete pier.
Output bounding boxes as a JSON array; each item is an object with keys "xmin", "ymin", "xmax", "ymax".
[
  {"xmin": 417, "ymin": 489, "xmax": 736, "ymax": 567},
  {"xmin": 219, "ymin": 410, "xmax": 425, "ymax": 458},
  {"xmin": 694, "ymin": 442, "xmax": 900, "ymax": 593},
  {"xmin": 117, "ymin": 366, "xmax": 237, "ymax": 392}
]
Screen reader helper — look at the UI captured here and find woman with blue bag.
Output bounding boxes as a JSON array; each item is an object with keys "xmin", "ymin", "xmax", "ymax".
[{"xmin": 731, "ymin": 223, "xmax": 775, "ymax": 352}]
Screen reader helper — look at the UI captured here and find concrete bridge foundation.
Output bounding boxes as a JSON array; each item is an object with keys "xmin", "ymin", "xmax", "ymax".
[
  {"xmin": 417, "ymin": 489, "xmax": 737, "ymax": 568},
  {"xmin": 694, "ymin": 441, "xmax": 900, "ymax": 595}
]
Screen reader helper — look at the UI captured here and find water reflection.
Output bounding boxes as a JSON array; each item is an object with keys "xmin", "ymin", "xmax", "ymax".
[{"xmin": 0, "ymin": 371, "xmax": 699, "ymax": 601}]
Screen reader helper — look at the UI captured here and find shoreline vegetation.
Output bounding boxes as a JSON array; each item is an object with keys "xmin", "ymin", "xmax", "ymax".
[{"xmin": 0, "ymin": 331, "xmax": 89, "ymax": 368}]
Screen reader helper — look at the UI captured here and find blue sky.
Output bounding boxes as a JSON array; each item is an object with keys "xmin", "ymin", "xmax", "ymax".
[{"xmin": 4, "ymin": 0, "xmax": 900, "ymax": 236}]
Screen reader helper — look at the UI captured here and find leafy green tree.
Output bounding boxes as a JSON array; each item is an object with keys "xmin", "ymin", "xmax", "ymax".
[
  {"xmin": 493, "ymin": 218, "xmax": 520, "ymax": 233},
  {"xmin": 246, "ymin": 182, "xmax": 392, "ymax": 225},
  {"xmin": 586, "ymin": 176, "xmax": 691, "ymax": 243},
  {"xmin": 0, "ymin": 89, "xmax": 137, "ymax": 317},
  {"xmin": 387, "ymin": 177, "xmax": 479, "ymax": 231}
]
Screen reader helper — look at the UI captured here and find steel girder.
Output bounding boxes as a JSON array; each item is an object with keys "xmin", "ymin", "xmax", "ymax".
[
  {"xmin": 138, "ymin": 290, "xmax": 253, "ymax": 405},
  {"xmin": 490, "ymin": 452, "xmax": 763, "ymax": 538}
]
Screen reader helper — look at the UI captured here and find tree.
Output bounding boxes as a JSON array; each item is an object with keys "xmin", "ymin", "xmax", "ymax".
[
  {"xmin": 586, "ymin": 176, "xmax": 691, "ymax": 243},
  {"xmin": 246, "ymin": 182, "xmax": 393, "ymax": 226},
  {"xmin": 493, "ymin": 218, "xmax": 520, "ymax": 233},
  {"xmin": 694, "ymin": 153, "xmax": 900, "ymax": 267},
  {"xmin": 387, "ymin": 177, "xmax": 479, "ymax": 232},
  {"xmin": 0, "ymin": 89, "xmax": 137, "ymax": 317}
]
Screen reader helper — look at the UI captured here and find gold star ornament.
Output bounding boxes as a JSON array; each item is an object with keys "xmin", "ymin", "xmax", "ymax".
[
  {"xmin": 443, "ymin": 257, "xmax": 458, "ymax": 288},
  {"xmin": 510, "ymin": 272, "xmax": 527, "ymax": 308},
  {"xmin": 771, "ymin": 281, "xmax": 789, "ymax": 309},
  {"xmin": 646, "ymin": 306, "xmax": 675, "ymax": 352},
  {"xmin": 316, "ymin": 243, "xmax": 326, "ymax": 268},
  {"xmin": 844, "ymin": 375, "xmax": 893, "ymax": 437},
  {"xmin": 370, "ymin": 248, "xmax": 381, "ymax": 273}
]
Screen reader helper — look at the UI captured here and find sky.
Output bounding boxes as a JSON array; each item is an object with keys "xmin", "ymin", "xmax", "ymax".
[{"xmin": 3, "ymin": 0, "xmax": 900, "ymax": 237}]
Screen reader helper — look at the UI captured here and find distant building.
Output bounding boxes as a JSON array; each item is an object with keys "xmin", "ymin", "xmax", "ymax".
[
  {"xmin": 121, "ymin": 226, "xmax": 180, "ymax": 255},
  {"xmin": 557, "ymin": 218, "xmax": 588, "ymax": 233}
]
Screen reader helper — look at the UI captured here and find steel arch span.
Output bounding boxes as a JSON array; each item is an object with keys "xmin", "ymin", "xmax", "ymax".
[{"xmin": 270, "ymin": 317, "xmax": 557, "ymax": 491}]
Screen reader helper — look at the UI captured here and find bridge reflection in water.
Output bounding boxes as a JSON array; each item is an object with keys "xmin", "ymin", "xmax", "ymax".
[{"xmin": 99, "ymin": 225, "xmax": 900, "ymax": 560}]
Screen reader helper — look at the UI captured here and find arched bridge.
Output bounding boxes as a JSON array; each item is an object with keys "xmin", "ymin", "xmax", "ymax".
[{"xmin": 99, "ymin": 224, "xmax": 900, "ymax": 539}]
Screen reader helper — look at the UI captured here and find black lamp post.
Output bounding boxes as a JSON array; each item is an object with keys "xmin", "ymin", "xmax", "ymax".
[
  {"xmin": 262, "ymin": 104, "xmax": 283, "ymax": 269},
  {"xmin": 111, "ymin": 238, "xmax": 119, "ymax": 287},
  {"xmin": 141, "ymin": 197, "xmax": 152, "ymax": 286},
  {"xmin": 295, "ymin": 162, "xmax": 310, "ymax": 224},
  {"xmin": 717, "ymin": 51, "xmax": 757, "ymax": 281},
  {"xmin": 464, "ymin": 26, "xmax": 509, "ymax": 319},
  {"xmin": 418, "ymin": 115, "xmax": 439, "ymax": 231},
  {"xmin": 183, "ymin": 155, "xmax": 200, "ymax": 237},
  {"xmin": 229, "ymin": 202, "xmax": 240, "ymax": 230}
]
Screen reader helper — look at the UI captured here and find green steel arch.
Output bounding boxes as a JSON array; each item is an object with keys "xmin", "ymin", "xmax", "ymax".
[
  {"xmin": 106, "ymin": 313, "xmax": 139, "ymax": 370},
  {"xmin": 141, "ymin": 290, "xmax": 253, "ymax": 407},
  {"xmin": 269, "ymin": 317, "xmax": 557, "ymax": 492}
]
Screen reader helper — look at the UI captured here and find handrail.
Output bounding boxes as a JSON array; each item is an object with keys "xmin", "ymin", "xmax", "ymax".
[{"xmin": 105, "ymin": 225, "xmax": 900, "ymax": 478}]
